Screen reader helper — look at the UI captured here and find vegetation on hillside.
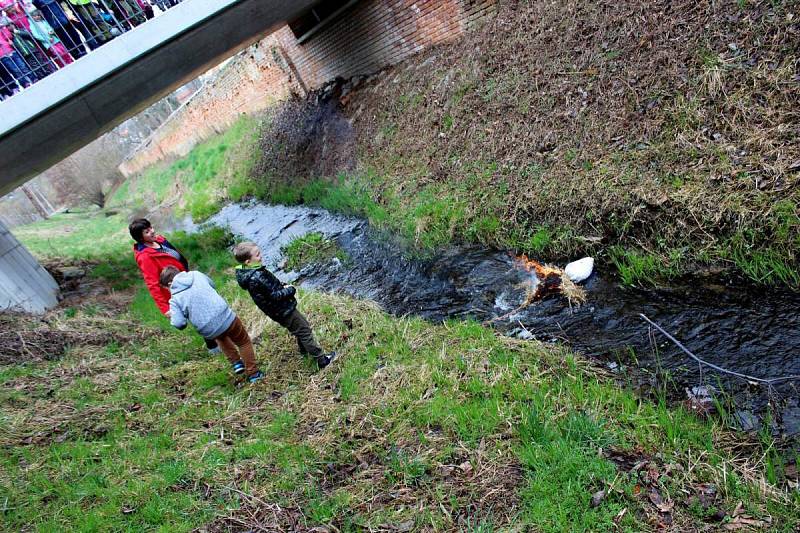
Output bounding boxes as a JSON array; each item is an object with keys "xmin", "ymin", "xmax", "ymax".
[
  {"xmin": 6, "ymin": 2, "xmax": 800, "ymax": 528},
  {"xmin": 4, "ymin": 215, "xmax": 799, "ymax": 531},
  {"xmin": 96, "ymin": 1, "xmax": 800, "ymax": 288},
  {"xmin": 249, "ymin": 0, "xmax": 799, "ymax": 287},
  {"xmin": 281, "ymin": 232, "xmax": 349, "ymax": 272},
  {"xmin": 107, "ymin": 115, "xmax": 263, "ymax": 222}
]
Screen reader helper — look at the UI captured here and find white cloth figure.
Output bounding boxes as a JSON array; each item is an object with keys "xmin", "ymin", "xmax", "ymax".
[{"xmin": 564, "ymin": 257, "xmax": 594, "ymax": 283}]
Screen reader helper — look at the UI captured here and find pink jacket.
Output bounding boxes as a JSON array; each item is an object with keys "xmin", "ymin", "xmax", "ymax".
[
  {"xmin": 0, "ymin": 26, "xmax": 15, "ymax": 57},
  {"xmin": 1, "ymin": 2, "xmax": 31, "ymax": 31}
]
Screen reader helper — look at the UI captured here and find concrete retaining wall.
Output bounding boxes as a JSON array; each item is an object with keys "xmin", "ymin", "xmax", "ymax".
[{"xmin": 0, "ymin": 220, "xmax": 59, "ymax": 314}]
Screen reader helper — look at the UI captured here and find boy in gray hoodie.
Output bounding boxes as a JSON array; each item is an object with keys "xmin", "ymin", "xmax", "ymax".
[{"xmin": 160, "ymin": 266, "xmax": 264, "ymax": 383}]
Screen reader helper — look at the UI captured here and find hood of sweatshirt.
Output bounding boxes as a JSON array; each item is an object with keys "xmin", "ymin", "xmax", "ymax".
[{"xmin": 170, "ymin": 271, "xmax": 197, "ymax": 295}]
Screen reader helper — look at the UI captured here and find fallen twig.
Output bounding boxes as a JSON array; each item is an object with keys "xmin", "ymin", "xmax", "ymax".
[{"xmin": 639, "ymin": 314, "xmax": 800, "ymax": 385}]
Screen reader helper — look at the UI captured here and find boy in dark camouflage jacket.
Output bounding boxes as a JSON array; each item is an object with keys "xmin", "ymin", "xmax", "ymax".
[{"xmin": 233, "ymin": 241, "xmax": 336, "ymax": 369}]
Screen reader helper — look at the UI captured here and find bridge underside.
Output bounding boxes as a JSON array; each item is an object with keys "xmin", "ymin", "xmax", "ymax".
[
  {"xmin": 0, "ymin": 0, "xmax": 318, "ymax": 313},
  {"xmin": 0, "ymin": 0, "xmax": 317, "ymax": 196}
]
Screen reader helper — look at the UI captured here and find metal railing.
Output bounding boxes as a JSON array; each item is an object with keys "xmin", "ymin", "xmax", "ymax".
[{"xmin": 0, "ymin": 0, "xmax": 184, "ymax": 100}]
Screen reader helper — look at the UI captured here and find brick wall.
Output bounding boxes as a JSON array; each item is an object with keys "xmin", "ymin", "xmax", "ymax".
[
  {"xmin": 120, "ymin": 43, "xmax": 293, "ymax": 176},
  {"xmin": 276, "ymin": 0, "xmax": 496, "ymax": 90},
  {"xmin": 120, "ymin": 0, "xmax": 496, "ymax": 177}
]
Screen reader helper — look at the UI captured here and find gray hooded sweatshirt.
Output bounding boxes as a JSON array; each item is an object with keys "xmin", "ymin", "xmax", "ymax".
[{"xmin": 168, "ymin": 271, "xmax": 236, "ymax": 340}]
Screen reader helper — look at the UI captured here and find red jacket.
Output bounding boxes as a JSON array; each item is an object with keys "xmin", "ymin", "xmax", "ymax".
[{"xmin": 133, "ymin": 235, "xmax": 189, "ymax": 314}]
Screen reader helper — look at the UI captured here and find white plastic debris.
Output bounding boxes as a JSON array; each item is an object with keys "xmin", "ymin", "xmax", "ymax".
[{"xmin": 564, "ymin": 257, "xmax": 594, "ymax": 283}]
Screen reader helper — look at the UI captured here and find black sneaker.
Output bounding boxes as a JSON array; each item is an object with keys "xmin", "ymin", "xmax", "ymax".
[
  {"xmin": 317, "ymin": 352, "xmax": 337, "ymax": 369},
  {"xmin": 231, "ymin": 360, "xmax": 245, "ymax": 375}
]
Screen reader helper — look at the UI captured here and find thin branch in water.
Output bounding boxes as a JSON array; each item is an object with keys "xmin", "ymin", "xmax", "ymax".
[{"xmin": 639, "ymin": 314, "xmax": 800, "ymax": 385}]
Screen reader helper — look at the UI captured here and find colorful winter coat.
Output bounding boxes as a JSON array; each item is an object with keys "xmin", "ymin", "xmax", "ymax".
[
  {"xmin": 3, "ymin": 3, "xmax": 31, "ymax": 31},
  {"xmin": 133, "ymin": 235, "xmax": 189, "ymax": 314},
  {"xmin": 168, "ymin": 271, "xmax": 236, "ymax": 340},
  {"xmin": 29, "ymin": 16, "xmax": 59, "ymax": 48},
  {"xmin": 0, "ymin": 25, "xmax": 14, "ymax": 56},
  {"xmin": 32, "ymin": 0, "xmax": 70, "ymax": 28}
]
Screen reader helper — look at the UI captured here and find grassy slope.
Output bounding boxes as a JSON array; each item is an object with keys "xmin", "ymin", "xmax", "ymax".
[
  {"xmin": 3, "ymin": 217, "xmax": 798, "ymax": 530},
  {"xmin": 107, "ymin": 115, "xmax": 262, "ymax": 222},
  {"xmin": 4, "ymin": 4, "xmax": 799, "ymax": 524},
  {"xmin": 252, "ymin": 0, "xmax": 799, "ymax": 287}
]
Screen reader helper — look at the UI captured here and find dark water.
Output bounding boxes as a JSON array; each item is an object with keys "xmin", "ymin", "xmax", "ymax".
[{"xmin": 210, "ymin": 203, "xmax": 800, "ymax": 436}]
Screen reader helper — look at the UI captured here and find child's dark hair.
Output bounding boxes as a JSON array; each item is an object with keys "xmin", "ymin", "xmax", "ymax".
[
  {"xmin": 233, "ymin": 242, "xmax": 259, "ymax": 264},
  {"xmin": 128, "ymin": 218, "xmax": 151, "ymax": 243},
  {"xmin": 159, "ymin": 266, "xmax": 180, "ymax": 288}
]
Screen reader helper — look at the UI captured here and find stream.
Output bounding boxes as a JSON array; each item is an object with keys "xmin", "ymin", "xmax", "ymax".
[{"xmin": 207, "ymin": 202, "xmax": 800, "ymax": 437}]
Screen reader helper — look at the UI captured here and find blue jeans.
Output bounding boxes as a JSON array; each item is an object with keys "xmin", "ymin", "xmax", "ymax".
[
  {"xmin": 1, "ymin": 52, "xmax": 37, "ymax": 88},
  {"xmin": 0, "ymin": 63, "xmax": 14, "ymax": 98}
]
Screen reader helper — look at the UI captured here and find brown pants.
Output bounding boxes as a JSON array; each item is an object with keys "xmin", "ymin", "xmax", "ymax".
[{"xmin": 214, "ymin": 316, "xmax": 258, "ymax": 376}]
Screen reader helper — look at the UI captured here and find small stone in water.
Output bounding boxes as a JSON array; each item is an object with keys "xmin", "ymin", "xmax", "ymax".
[{"xmin": 517, "ymin": 329, "xmax": 534, "ymax": 340}]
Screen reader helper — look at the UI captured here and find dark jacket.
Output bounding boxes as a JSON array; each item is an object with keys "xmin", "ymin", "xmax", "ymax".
[
  {"xmin": 33, "ymin": 0, "xmax": 70, "ymax": 27},
  {"xmin": 236, "ymin": 264, "xmax": 296, "ymax": 320}
]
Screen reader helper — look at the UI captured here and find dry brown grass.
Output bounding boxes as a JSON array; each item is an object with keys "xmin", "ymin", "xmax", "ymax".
[
  {"xmin": 0, "ymin": 312, "xmax": 133, "ymax": 365},
  {"xmin": 345, "ymin": 0, "xmax": 799, "ymax": 281}
]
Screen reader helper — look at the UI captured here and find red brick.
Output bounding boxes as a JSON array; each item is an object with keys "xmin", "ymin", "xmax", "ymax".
[{"xmin": 121, "ymin": 0, "xmax": 497, "ymax": 176}]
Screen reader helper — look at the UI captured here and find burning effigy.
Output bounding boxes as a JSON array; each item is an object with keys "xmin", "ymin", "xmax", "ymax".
[
  {"xmin": 487, "ymin": 254, "xmax": 591, "ymax": 324},
  {"xmin": 507, "ymin": 254, "xmax": 593, "ymax": 313}
]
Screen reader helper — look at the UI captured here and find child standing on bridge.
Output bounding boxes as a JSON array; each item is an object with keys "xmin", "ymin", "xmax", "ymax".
[
  {"xmin": 233, "ymin": 242, "xmax": 336, "ymax": 369},
  {"xmin": 29, "ymin": 9, "xmax": 74, "ymax": 67},
  {"xmin": 160, "ymin": 266, "xmax": 265, "ymax": 383}
]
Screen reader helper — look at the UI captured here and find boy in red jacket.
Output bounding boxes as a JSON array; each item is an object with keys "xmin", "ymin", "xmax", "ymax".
[{"xmin": 129, "ymin": 218, "xmax": 218, "ymax": 352}]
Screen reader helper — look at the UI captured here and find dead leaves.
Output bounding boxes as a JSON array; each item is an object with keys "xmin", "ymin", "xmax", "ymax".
[
  {"xmin": 722, "ymin": 503, "xmax": 772, "ymax": 530},
  {"xmin": 590, "ymin": 489, "xmax": 606, "ymax": 508},
  {"xmin": 647, "ymin": 487, "xmax": 675, "ymax": 514},
  {"xmin": 600, "ymin": 446, "xmax": 782, "ymax": 530}
]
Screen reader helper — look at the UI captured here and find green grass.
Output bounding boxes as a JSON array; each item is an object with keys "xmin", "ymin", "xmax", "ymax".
[
  {"xmin": 252, "ymin": 144, "xmax": 798, "ymax": 288},
  {"xmin": 281, "ymin": 232, "xmax": 349, "ymax": 272},
  {"xmin": 3, "ymin": 224, "xmax": 799, "ymax": 531},
  {"xmin": 237, "ymin": 0, "xmax": 800, "ymax": 289},
  {"xmin": 8, "ymin": 101, "xmax": 799, "ymax": 529},
  {"xmin": 11, "ymin": 209, "xmax": 131, "ymax": 260},
  {"xmin": 607, "ymin": 246, "xmax": 680, "ymax": 287},
  {"xmin": 108, "ymin": 115, "xmax": 262, "ymax": 222},
  {"xmin": 63, "ymin": 100, "xmax": 798, "ymax": 289},
  {"xmin": 725, "ymin": 226, "xmax": 800, "ymax": 287},
  {"xmin": 256, "ymin": 170, "xmax": 514, "ymax": 256}
]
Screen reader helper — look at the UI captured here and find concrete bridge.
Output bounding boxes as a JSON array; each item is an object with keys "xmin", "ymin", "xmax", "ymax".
[{"xmin": 0, "ymin": 0, "xmax": 318, "ymax": 312}]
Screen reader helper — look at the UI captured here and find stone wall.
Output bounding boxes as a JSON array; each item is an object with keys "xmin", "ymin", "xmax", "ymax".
[{"xmin": 119, "ymin": 0, "xmax": 496, "ymax": 177}]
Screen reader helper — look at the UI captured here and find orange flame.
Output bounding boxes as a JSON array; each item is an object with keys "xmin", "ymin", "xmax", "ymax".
[
  {"xmin": 512, "ymin": 253, "xmax": 564, "ymax": 301},
  {"xmin": 513, "ymin": 253, "xmax": 562, "ymax": 279}
]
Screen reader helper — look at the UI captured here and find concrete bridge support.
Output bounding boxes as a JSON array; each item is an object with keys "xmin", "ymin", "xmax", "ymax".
[{"xmin": 0, "ymin": 220, "xmax": 59, "ymax": 314}]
